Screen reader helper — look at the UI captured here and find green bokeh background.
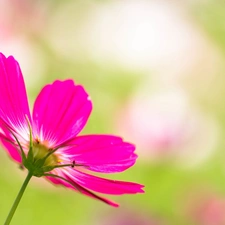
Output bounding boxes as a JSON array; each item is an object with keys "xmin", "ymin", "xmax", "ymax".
[{"xmin": 1, "ymin": 1, "xmax": 225, "ymax": 224}]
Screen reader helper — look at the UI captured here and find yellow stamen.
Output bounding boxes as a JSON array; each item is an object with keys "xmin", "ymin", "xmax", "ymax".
[{"xmin": 33, "ymin": 142, "xmax": 58, "ymax": 166}]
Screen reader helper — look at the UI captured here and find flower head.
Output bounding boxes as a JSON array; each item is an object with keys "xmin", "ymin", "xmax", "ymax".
[{"xmin": 0, "ymin": 53, "xmax": 144, "ymax": 207}]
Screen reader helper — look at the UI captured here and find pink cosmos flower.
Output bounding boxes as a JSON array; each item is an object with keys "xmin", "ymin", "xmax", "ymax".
[
  {"xmin": 117, "ymin": 88, "xmax": 218, "ymax": 166},
  {"xmin": 186, "ymin": 191, "xmax": 225, "ymax": 225},
  {"xmin": 0, "ymin": 52, "xmax": 144, "ymax": 207}
]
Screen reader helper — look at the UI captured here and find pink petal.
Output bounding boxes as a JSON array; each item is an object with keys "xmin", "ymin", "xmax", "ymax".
[
  {"xmin": 0, "ymin": 53, "xmax": 31, "ymax": 148},
  {"xmin": 32, "ymin": 80, "xmax": 92, "ymax": 146},
  {"xmin": 67, "ymin": 169, "xmax": 144, "ymax": 195},
  {"xmin": 62, "ymin": 135, "xmax": 137, "ymax": 173},
  {"xmin": 45, "ymin": 172, "xmax": 119, "ymax": 207},
  {"xmin": 0, "ymin": 131, "xmax": 21, "ymax": 163}
]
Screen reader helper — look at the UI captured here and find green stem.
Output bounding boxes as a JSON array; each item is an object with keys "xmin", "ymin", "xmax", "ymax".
[{"xmin": 4, "ymin": 172, "xmax": 33, "ymax": 225}]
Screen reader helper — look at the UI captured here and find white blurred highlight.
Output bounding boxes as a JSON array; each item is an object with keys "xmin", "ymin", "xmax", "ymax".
[{"xmin": 81, "ymin": 0, "xmax": 218, "ymax": 81}]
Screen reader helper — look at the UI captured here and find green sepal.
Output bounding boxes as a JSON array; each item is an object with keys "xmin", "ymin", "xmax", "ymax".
[
  {"xmin": 10, "ymin": 132, "xmax": 27, "ymax": 162},
  {"xmin": 33, "ymin": 158, "xmax": 46, "ymax": 168},
  {"xmin": 26, "ymin": 115, "xmax": 34, "ymax": 163},
  {"xmin": 23, "ymin": 160, "xmax": 33, "ymax": 171},
  {"xmin": 32, "ymin": 166, "xmax": 55, "ymax": 177},
  {"xmin": 26, "ymin": 148, "xmax": 34, "ymax": 163},
  {"xmin": 42, "ymin": 166, "xmax": 55, "ymax": 173}
]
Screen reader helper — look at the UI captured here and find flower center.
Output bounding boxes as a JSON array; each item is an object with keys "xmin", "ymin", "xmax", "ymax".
[{"xmin": 32, "ymin": 142, "xmax": 58, "ymax": 167}]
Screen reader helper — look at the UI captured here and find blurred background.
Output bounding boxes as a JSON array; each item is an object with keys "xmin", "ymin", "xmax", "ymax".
[{"xmin": 1, "ymin": 0, "xmax": 225, "ymax": 224}]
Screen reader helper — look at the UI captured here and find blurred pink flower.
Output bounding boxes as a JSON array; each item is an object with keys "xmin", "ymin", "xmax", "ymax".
[
  {"xmin": 0, "ymin": 53, "xmax": 144, "ymax": 207},
  {"xmin": 0, "ymin": 0, "xmax": 47, "ymax": 87},
  {"xmin": 0, "ymin": 0, "xmax": 46, "ymax": 39},
  {"xmin": 187, "ymin": 192, "xmax": 225, "ymax": 225},
  {"xmin": 117, "ymin": 87, "xmax": 218, "ymax": 166}
]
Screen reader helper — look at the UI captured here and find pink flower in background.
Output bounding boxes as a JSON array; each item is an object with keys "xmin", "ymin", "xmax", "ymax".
[
  {"xmin": 0, "ymin": 0, "xmax": 48, "ymax": 88},
  {"xmin": 0, "ymin": 53, "xmax": 144, "ymax": 207},
  {"xmin": 186, "ymin": 192, "xmax": 225, "ymax": 225},
  {"xmin": 118, "ymin": 87, "xmax": 218, "ymax": 166},
  {"xmin": 194, "ymin": 197, "xmax": 225, "ymax": 225}
]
